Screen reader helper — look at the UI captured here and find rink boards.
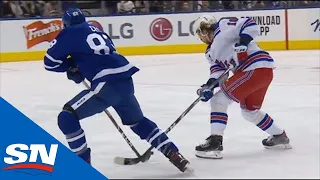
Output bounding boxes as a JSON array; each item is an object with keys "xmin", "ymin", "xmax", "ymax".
[{"xmin": 0, "ymin": 8, "xmax": 319, "ymax": 63}]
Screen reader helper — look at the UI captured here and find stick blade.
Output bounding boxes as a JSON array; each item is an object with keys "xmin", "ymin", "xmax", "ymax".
[
  {"xmin": 114, "ymin": 151, "xmax": 154, "ymax": 165},
  {"xmin": 114, "ymin": 156, "xmax": 126, "ymax": 165},
  {"xmin": 114, "ymin": 156, "xmax": 140, "ymax": 165}
]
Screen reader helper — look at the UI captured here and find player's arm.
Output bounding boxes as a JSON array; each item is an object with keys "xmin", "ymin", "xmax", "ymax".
[
  {"xmin": 197, "ymin": 50, "xmax": 227, "ymax": 102},
  {"xmin": 209, "ymin": 63, "xmax": 226, "ymax": 80},
  {"xmin": 43, "ymin": 31, "xmax": 73, "ymax": 72},
  {"xmin": 204, "ymin": 45, "xmax": 226, "ymax": 80},
  {"xmin": 206, "ymin": 60, "xmax": 227, "ymax": 90},
  {"xmin": 236, "ymin": 17, "xmax": 260, "ymax": 45},
  {"xmin": 197, "ymin": 62, "xmax": 226, "ymax": 102},
  {"xmin": 230, "ymin": 17, "xmax": 260, "ymax": 63}
]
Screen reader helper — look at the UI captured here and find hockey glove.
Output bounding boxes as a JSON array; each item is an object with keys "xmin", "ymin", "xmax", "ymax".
[
  {"xmin": 197, "ymin": 78, "xmax": 219, "ymax": 102},
  {"xmin": 233, "ymin": 42, "xmax": 248, "ymax": 63},
  {"xmin": 67, "ymin": 67, "xmax": 84, "ymax": 84},
  {"xmin": 67, "ymin": 56, "xmax": 77, "ymax": 69}
]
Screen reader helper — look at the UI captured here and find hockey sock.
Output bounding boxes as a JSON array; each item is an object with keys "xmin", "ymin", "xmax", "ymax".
[
  {"xmin": 256, "ymin": 113, "xmax": 284, "ymax": 135},
  {"xmin": 210, "ymin": 112, "xmax": 228, "ymax": 136},
  {"xmin": 130, "ymin": 117, "xmax": 179, "ymax": 156},
  {"xmin": 58, "ymin": 111, "xmax": 90, "ymax": 160}
]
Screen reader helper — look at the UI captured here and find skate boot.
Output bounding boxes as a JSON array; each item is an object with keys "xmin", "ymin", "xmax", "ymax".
[
  {"xmin": 262, "ymin": 131, "xmax": 292, "ymax": 149},
  {"xmin": 79, "ymin": 148, "xmax": 92, "ymax": 165},
  {"xmin": 195, "ymin": 135, "xmax": 223, "ymax": 159},
  {"xmin": 166, "ymin": 150, "xmax": 192, "ymax": 173}
]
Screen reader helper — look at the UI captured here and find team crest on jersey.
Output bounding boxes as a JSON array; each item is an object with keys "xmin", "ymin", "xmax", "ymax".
[{"xmin": 215, "ymin": 59, "xmax": 237, "ymax": 69}]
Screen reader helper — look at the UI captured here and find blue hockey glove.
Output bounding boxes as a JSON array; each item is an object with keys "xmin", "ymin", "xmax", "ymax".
[
  {"xmin": 67, "ymin": 67, "xmax": 84, "ymax": 84},
  {"xmin": 197, "ymin": 86, "xmax": 213, "ymax": 102},
  {"xmin": 197, "ymin": 78, "xmax": 218, "ymax": 102}
]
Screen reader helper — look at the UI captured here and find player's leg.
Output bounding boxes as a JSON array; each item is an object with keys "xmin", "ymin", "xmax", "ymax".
[
  {"xmin": 112, "ymin": 78, "xmax": 190, "ymax": 172},
  {"xmin": 195, "ymin": 68, "xmax": 274, "ymax": 159},
  {"xmin": 57, "ymin": 82, "xmax": 115, "ymax": 164},
  {"xmin": 240, "ymin": 70, "xmax": 291, "ymax": 149},
  {"xmin": 195, "ymin": 70, "xmax": 258, "ymax": 159},
  {"xmin": 195, "ymin": 90, "xmax": 233, "ymax": 159}
]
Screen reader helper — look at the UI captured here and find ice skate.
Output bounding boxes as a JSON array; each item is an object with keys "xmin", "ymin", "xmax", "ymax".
[
  {"xmin": 85, "ymin": 148, "xmax": 92, "ymax": 165},
  {"xmin": 195, "ymin": 135, "xmax": 223, "ymax": 159},
  {"xmin": 79, "ymin": 148, "xmax": 92, "ymax": 165},
  {"xmin": 166, "ymin": 150, "xmax": 192, "ymax": 173},
  {"xmin": 262, "ymin": 131, "xmax": 292, "ymax": 149}
]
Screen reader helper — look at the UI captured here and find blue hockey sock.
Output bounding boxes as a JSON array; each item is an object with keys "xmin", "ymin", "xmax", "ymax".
[
  {"xmin": 130, "ymin": 117, "xmax": 179, "ymax": 155},
  {"xmin": 58, "ymin": 111, "xmax": 90, "ymax": 160}
]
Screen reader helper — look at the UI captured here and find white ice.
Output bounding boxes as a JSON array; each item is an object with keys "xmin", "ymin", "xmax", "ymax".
[{"xmin": 1, "ymin": 50, "xmax": 319, "ymax": 179}]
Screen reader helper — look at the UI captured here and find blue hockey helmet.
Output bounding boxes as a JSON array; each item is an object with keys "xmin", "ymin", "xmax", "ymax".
[{"xmin": 62, "ymin": 8, "xmax": 86, "ymax": 28}]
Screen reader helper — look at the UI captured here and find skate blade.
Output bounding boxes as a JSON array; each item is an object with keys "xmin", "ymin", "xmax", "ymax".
[
  {"xmin": 183, "ymin": 163, "xmax": 195, "ymax": 174},
  {"xmin": 264, "ymin": 143, "xmax": 292, "ymax": 150},
  {"xmin": 195, "ymin": 150, "xmax": 223, "ymax": 159},
  {"xmin": 185, "ymin": 167, "xmax": 195, "ymax": 173},
  {"xmin": 114, "ymin": 157, "xmax": 126, "ymax": 165}
]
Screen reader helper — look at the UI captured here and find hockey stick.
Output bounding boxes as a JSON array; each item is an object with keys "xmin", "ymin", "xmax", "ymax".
[
  {"xmin": 114, "ymin": 68, "xmax": 232, "ymax": 165},
  {"xmin": 81, "ymin": 80, "xmax": 153, "ymax": 163}
]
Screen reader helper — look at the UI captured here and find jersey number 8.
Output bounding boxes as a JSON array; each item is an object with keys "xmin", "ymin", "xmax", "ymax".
[{"xmin": 86, "ymin": 33, "xmax": 115, "ymax": 55}]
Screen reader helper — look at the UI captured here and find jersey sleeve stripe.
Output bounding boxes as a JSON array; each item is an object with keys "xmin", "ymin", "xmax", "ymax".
[
  {"xmin": 240, "ymin": 18, "xmax": 257, "ymax": 34},
  {"xmin": 44, "ymin": 64, "xmax": 61, "ymax": 70},
  {"xmin": 45, "ymin": 53, "xmax": 63, "ymax": 64},
  {"xmin": 210, "ymin": 64, "xmax": 225, "ymax": 74}
]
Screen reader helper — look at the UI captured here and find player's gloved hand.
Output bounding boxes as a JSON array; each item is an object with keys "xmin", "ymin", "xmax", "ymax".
[
  {"xmin": 197, "ymin": 78, "xmax": 218, "ymax": 102},
  {"xmin": 233, "ymin": 42, "xmax": 248, "ymax": 63},
  {"xmin": 197, "ymin": 86, "xmax": 213, "ymax": 102},
  {"xmin": 67, "ymin": 67, "xmax": 84, "ymax": 84},
  {"xmin": 67, "ymin": 56, "xmax": 77, "ymax": 69}
]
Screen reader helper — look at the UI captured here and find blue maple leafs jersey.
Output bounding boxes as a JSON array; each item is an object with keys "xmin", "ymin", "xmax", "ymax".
[{"xmin": 43, "ymin": 22, "xmax": 139, "ymax": 84}]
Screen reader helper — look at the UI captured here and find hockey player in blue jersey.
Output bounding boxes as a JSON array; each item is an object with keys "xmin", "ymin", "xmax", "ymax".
[{"xmin": 43, "ymin": 8, "xmax": 190, "ymax": 172}]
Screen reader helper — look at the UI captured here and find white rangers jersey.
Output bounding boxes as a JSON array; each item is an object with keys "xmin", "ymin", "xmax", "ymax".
[{"xmin": 205, "ymin": 17, "xmax": 275, "ymax": 79}]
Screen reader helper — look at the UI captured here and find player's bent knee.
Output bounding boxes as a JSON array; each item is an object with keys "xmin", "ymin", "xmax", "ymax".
[
  {"xmin": 120, "ymin": 113, "xmax": 144, "ymax": 126},
  {"xmin": 58, "ymin": 109, "xmax": 81, "ymax": 135},
  {"xmin": 63, "ymin": 103, "xmax": 78, "ymax": 118},
  {"xmin": 129, "ymin": 117, "xmax": 157, "ymax": 140},
  {"xmin": 241, "ymin": 109, "xmax": 265, "ymax": 124}
]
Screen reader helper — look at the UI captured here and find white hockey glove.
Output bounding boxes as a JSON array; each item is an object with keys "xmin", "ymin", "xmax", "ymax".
[{"xmin": 233, "ymin": 42, "xmax": 248, "ymax": 63}]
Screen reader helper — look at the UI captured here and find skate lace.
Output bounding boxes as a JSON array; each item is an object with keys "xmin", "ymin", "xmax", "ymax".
[
  {"xmin": 266, "ymin": 135, "xmax": 274, "ymax": 142},
  {"xmin": 200, "ymin": 139, "xmax": 211, "ymax": 147}
]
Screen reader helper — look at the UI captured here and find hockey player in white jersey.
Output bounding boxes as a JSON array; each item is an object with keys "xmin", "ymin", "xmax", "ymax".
[{"xmin": 193, "ymin": 15, "xmax": 292, "ymax": 159}]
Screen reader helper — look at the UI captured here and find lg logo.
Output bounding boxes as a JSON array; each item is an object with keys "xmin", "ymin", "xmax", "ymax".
[{"xmin": 150, "ymin": 17, "xmax": 173, "ymax": 41}]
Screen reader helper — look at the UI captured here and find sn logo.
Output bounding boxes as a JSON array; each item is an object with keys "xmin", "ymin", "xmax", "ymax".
[{"xmin": 3, "ymin": 144, "xmax": 58, "ymax": 173}]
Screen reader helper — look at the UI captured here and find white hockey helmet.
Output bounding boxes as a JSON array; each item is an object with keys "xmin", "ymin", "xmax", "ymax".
[{"xmin": 193, "ymin": 15, "xmax": 217, "ymax": 37}]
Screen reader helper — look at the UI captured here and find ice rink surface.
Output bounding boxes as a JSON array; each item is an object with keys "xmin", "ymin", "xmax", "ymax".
[{"xmin": 1, "ymin": 50, "xmax": 319, "ymax": 179}]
